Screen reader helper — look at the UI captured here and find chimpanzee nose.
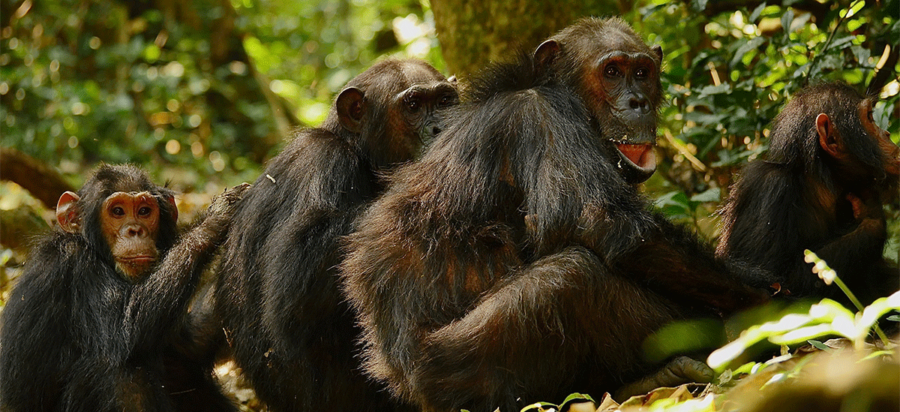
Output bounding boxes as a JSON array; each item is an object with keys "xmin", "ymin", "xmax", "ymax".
[
  {"xmin": 126, "ymin": 226, "xmax": 146, "ymax": 237},
  {"xmin": 629, "ymin": 96, "xmax": 650, "ymax": 114}
]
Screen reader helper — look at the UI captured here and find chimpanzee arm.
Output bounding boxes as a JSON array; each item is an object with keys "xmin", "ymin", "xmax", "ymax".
[
  {"xmin": 608, "ymin": 213, "xmax": 769, "ymax": 313},
  {"xmin": 0, "ymin": 235, "xmax": 80, "ymax": 410},
  {"xmin": 813, "ymin": 192, "xmax": 887, "ymax": 272},
  {"xmin": 532, "ymin": 169, "xmax": 767, "ymax": 313},
  {"xmin": 123, "ymin": 183, "xmax": 249, "ymax": 356},
  {"xmin": 408, "ymin": 247, "xmax": 713, "ymax": 412}
]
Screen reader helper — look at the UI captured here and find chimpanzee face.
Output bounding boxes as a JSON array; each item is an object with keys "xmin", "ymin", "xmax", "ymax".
[{"xmin": 535, "ymin": 21, "xmax": 664, "ymax": 184}]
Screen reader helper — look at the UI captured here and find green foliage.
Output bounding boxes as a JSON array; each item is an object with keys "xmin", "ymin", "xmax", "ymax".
[
  {"xmin": 708, "ymin": 291, "xmax": 898, "ymax": 371},
  {"xmin": 1, "ymin": 0, "xmax": 439, "ymax": 187},
  {"xmin": 3, "ymin": 0, "xmax": 896, "ymax": 208},
  {"xmin": 519, "ymin": 393, "xmax": 596, "ymax": 412},
  {"xmin": 629, "ymin": 0, "xmax": 899, "ymax": 244},
  {"xmin": 235, "ymin": 0, "xmax": 444, "ymax": 125}
]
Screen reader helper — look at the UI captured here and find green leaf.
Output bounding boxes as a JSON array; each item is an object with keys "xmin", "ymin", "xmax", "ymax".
[
  {"xmin": 825, "ymin": 36, "xmax": 856, "ymax": 52},
  {"xmin": 732, "ymin": 362, "xmax": 759, "ymax": 375},
  {"xmin": 520, "ymin": 402, "xmax": 557, "ymax": 412},
  {"xmin": 781, "ymin": 9, "xmax": 794, "ymax": 35},
  {"xmin": 860, "ymin": 350, "xmax": 895, "ymax": 362},
  {"xmin": 690, "ymin": 187, "xmax": 720, "ymax": 203},
  {"xmin": 697, "ymin": 83, "xmax": 732, "ymax": 99},
  {"xmin": 730, "ymin": 37, "xmax": 766, "ymax": 68},
  {"xmin": 769, "ymin": 324, "xmax": 834, "ymax": 345},
  {"xmin": 691, "ymin": 0, "xmax": 709, "ymax": 12},
  {"xmin": 809, "ymin": 299, "xmax": 856, "ymax": 322},
  {"xmin": 559, "ymin": 393, "xmax": 595, "ymax": 412},
  {"xmin": 749, "ymin": 2, "xmax": 767, "ymax": 23},
  {"xmin": 807, "ymin": 340, "xmax": 831, "ymax": 351},
  {"xmin": 654, "ymin": 190, "xmax": 691, "ymax": 210},
  {"xmin": 858, "ymin": 291, "xmax": 900, "ymax": 332},
  {"xmin": 761, "ymin": 372, "xmax": 787, "ymax": 389}
]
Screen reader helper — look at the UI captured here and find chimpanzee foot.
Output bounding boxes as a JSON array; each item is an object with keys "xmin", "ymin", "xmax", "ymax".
[{"xmin": 614, "ymin": 356, "xmax": 715, "ymax": 401}]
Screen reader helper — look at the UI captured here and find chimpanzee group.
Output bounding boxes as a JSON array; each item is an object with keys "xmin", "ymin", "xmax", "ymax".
[{"xmin": 1, "ymin": 16, "xmax": 897, "ymax": 412}]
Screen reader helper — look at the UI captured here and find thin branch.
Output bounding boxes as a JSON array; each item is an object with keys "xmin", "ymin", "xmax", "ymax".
[{"xmin": 804, "ymin": 0, "xmax": 863, "ymax": 86}]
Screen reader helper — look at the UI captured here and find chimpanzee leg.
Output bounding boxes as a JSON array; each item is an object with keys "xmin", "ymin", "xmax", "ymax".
[{"xmin": 410, "ymin": 246, "xmax": 709, "ymax": 412}]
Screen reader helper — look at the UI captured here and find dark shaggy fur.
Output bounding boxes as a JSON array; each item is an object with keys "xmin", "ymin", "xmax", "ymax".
[
  {"xmin": 0, "ymin": 164, "xmax": 240, "ymax": 412},
  {"xmin": 341, "ymin": 17, "xmax": 766, "ymax": 412},
  {"xmin": 718, "ymin": 82, "xmax": 900, "ymax": 305},
  {"xmin": 212, "ymin": 59, "xmax": 455, "ymax": 412}
]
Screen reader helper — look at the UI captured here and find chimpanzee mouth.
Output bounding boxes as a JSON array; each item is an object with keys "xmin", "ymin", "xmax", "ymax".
[
  {"xmin": 614, "ymin": 143, "xmax": 658, "ymax": 183},
  {"xmin": 117, "ymin": 255, "xmax": 156, "ymax": 264}
]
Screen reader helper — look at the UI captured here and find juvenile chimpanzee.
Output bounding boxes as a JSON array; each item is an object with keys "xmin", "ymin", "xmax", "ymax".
[
  {"xmin": 718, "ymin": 82, "xmax": 900, "ymax": 306},
  {"xmin": 340, "ymin": 17, "xmax": 768, "ymax": 412},
  {"xmin": 0, "ymin": 164, "xmax": 247, "ymax": 412},
  {"xmin": 212, "ymin": 59, "xmax": 457, "ymax": 412}
]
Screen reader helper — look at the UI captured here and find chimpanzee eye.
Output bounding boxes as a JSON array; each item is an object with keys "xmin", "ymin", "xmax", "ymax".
[
  {"xmin": 605, "ymin": 66, "xmax": 620, "ymax": 77},
  {"xmin": 112, "ymin": 206, "xmax": 125, "ymax": 217},
  {"xmin": 406, "ymin": 98, "xmax": 420, "ymax": 111},
  {"xmin": 635, "ymin": 68, "xmax": 648, "ymax": 79},
  {"xmin": 138, "ymin": 207, "xmax": 152, "ymax": 216},
  {"xmin": 439, "ymin": 94, "xmax": 454, "ymax": 107}
]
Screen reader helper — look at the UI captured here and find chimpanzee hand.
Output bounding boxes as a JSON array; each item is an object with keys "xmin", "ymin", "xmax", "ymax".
[
  {"xmin": 846, "ymin": 191, "xmax": 885, "ymax": 223},
  {"xmin": 201, "ymin": 183, "xmax": 251, "ymax": 242},
  {"xmin": 614, "ymin": 356, "xmax": 715, "ymax": 401},
  {"xmin": 207, "ymin": 183, "xmax": 251, "ymax": 219},
  {"xmin": 836, "ymin": 191, "xmax": 887, "ymax": 257}
]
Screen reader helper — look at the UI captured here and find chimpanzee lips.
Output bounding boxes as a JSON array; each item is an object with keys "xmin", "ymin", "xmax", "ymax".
[
  {"xmin": 117, "ymin": 255, "xmax": 156, "ymax": 264},
  {"xmin": 614, "ymin": 143, "xmax": 658, "ymax": 183}
]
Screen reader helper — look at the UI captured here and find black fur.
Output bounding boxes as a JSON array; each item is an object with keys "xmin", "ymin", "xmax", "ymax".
[
  {"xmin": 341, "ymin": 17, "xmax": 766, "ymax": 412},
  {"xmin": 718, "ymin": 82, "xmax": 899, "ymax": 305},
  {"xmin": 212, "ymin": 59, "xmax": 454, "ymax": 412},
  {"xmin": 0, "ymin": 164, "xmax": 240, "ymax": 412}
]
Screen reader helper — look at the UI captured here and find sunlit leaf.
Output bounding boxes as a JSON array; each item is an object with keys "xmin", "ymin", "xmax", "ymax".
[
  {"xmin": 749, "ymin": 2, "xmax": 767, "ymax": 22},
  {"xmin": 689, "ymin": 187, "xmax": 720, "ymax": 203},
  {"xmin": 807, "ymin": 340, "xmax": 831, "ymax": 351},
  {"xmin": 858, "ymin": 291, "xmax": 900, "ymax": 331},
  {"xmin": 730, "ymin": 37, "xmax": 766, "ymax": 67}
]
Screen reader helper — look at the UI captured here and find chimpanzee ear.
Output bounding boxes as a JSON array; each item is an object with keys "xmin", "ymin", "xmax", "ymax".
[
  {"xmin": 336, "ymin": 87, "xmax": 366, "ymax": 134},
  {"xmin": 534, "ymin": 40, "xmax": 560, "ymax": 72},
  {"xmin": 816, "ymin": 113, "xmax": 844, "ymax": 158},
  {"xmin": 56, "ymin": 191, "xmax": 81, "ymax": 234},
  {"xmin": 164, "ymin": 194, "xmax": 178, "ymax": 223},
  {"xmin": 652, "ymin": 45, "xmax": 663, "ymax": 61}
]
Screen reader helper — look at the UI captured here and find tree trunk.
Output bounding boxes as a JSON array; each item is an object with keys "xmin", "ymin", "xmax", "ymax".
[
  {"xmin": 118, "ymin": 0, "xmax": 301, "ymax": 163},
  {"xmin": 0, "ymin": 147, "xmax": 75, "ymax": 210},
  {"xmin": 431, "ymin": 0, "xmax": 620, "ymax": 80}
]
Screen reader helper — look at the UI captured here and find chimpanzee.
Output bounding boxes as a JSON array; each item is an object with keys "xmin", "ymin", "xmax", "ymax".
[
  {"xmin": 0, "ymin": 164, "xmax": 247, "ymax": 412},
  {"xmin": 340, "ymin": 17, "xmax": 768, "ymax": 412},
  {"xmin": 212, "ymin": 59, "xmax": 457, "ymax": 412},
  {"xmin": 718, "ymin": 82, "xmax": 900, "ymax": 306}
]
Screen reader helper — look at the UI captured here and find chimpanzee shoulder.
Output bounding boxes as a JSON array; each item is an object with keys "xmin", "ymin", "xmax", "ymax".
[
  {"xmin": 240, "ymin": 128, "xmax": 379, "ymax": 226},
  {"xmin": 465, "ymin": 51, "xmax": 553, "ymax": 101}
]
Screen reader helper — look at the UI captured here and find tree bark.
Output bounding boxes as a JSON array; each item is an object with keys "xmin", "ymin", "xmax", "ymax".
[
  {"xmin": 431, "ymin": 0, "xmax": 620, "ymax": 80},
  {"xmin": 0, "ymin": 147, "xmax": 75, "ymax": 210},
  {"xmin": 0, "ymin": 207, "xmax": 50, "ymax": 254}
]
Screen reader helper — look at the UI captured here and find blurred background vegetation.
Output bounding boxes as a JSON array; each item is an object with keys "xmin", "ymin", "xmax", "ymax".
[
  {"xmin": 1, "ymin": 0, "xmax": 898, "ymax": 292},
  {"xmin": 1, "ymin": 1, "xmax": 898, "ymax": 410}
]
